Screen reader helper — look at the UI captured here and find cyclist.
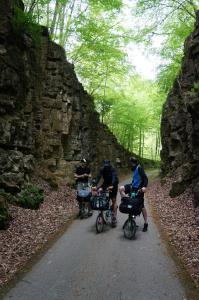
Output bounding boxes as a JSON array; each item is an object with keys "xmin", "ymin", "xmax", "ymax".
[
  {"xmin": 74, "ymin": 159, "xmax": 92, "ymax": 217},
  {"xmin": 119, "ymin": 157, "xmax": 148, "ymax": 232},
  {"xmin": 94, "ymin": 159, "xmax": 119, "ymax": 226}
]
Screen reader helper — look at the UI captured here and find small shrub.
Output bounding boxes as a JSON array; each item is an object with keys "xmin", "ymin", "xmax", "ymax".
[{"xmin": 15, "ymin": 184, "xmax": 44, "ymax": 209}]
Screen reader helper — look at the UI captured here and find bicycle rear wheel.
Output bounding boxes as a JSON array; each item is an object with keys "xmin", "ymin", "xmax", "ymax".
[
  {"xmin": 123, "ymin": 218, "xmax": 136, "ymax": 239},
  {"xmin": 96, "ymin": 213, "xmax": 104, "ymax": 233}
]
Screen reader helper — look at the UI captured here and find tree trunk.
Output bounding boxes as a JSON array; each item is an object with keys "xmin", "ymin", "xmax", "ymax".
[
  {"xmin": 50, "ymin": 0, "xmax": 59, "ymax": 36},
  {"xmin": 59, "ymin": 3, "xmax": 67, "ymax": 46},
  {"xmin": 139, "ymin": 127, "xmax": 142, "ymax": 157},
  {"xmin": 62, "ymin": 0, "xmax": 76, "ymax": 45},
  {"xmin": 47, "ymin": 3, "xmax": 50, "ymax": 28}
]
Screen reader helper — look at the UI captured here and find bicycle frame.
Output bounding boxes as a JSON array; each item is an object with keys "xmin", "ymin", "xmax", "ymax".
[{"xmin": 95, "ymin": 189, "xmax": 113, "ymax": 233}]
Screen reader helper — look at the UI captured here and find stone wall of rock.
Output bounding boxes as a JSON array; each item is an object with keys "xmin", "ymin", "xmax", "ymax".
[
  {"xmin": 161, "ymin": 11, "xmax": 199, "ymax": 206},
  {"xmin": 0, "ymin": 0, "xmax": 135, "ymax": 192}
]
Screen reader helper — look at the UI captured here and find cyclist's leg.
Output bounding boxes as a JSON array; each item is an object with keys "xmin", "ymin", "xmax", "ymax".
[
  {"xmin": 139, "ymin": 193, "xmax": 148, "ymax": 231},
  {"xmin": 110, "ymin": 184, "xmax": 118, "ymax": 220},
  {"xmin": 88, "ymin": 198, "xmax": 93, "ymax": 216},
  {"xmin": 142, "ymin": 207, "xmax": 147, "ymax": 223}
]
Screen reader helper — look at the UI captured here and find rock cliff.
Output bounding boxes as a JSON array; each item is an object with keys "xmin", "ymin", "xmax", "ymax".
[
  {"xmin": 161, "ymin": 11, "xmax": 199, "ymax": 207},
  {"xmin": 0, "ymin": 0, "xmax": 134, "ymax": 192}
]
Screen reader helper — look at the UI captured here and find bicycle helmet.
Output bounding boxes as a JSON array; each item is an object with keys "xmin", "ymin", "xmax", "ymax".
[
  {"xmin": 130, "ymin": 157, "xmax": 138, "ymax": 164},
  {"xmin": 103, "ymin": 159, "xmax": 111, "ymax": 166}
]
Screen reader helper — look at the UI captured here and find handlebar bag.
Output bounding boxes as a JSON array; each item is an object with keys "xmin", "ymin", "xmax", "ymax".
[
  {"xmin": 119, "ymin": 196, "xmax": 142, "ymax": 215},
  {"xmin": 91, "ymin": 195, "xmax": 109, "ymax": 211}
]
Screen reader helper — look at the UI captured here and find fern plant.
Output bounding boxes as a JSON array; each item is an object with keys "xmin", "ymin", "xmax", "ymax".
[{"xmin": 15, "ymin": 184, "xmax": 44, "ymax": 209}]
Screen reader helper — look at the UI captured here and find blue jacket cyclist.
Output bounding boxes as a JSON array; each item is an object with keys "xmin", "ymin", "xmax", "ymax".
[{"xmin": 119, "ymin": 157, "xmax": 149, "ymax": 232}]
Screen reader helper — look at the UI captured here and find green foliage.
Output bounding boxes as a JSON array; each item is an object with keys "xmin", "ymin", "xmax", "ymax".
[
  {"xmin": 12, "ymin": 7, "xmax": 42, "ymax": 45},
  {"xmin": 88, "ymin": 0, "xmax": 122, "ymax": 10},
  {"xmin": 133, "ymin": 0, "xmax": 197, "ymax": 93},
  {"xmin": 99, "ymin": 75, "xmax": 164, "ymax": 160},
  {"xmin": 193, "ymin": 81, "xmax": 199, "ymax": 90},
  {"xmin": 15, "ymin": 184, "xmax": 44, "ymax": 210}
]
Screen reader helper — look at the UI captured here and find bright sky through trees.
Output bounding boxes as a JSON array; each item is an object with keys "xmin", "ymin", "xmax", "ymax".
[
  {"xmin": 121, "ymin": 0, "xmax": 165, "ymax": 80},
  {"xmin": 126, "ymin": 44, "xmax": 162, "ymax": 80}
]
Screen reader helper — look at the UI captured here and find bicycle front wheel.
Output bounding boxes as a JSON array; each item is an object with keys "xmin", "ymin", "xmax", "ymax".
[
  {"xmin": 123, "ymin": 218, "xmax": 136, "ymax": 239},
  {"xmin": 96, "ymin": 213, "xmax": 104, "ymax": 233}
]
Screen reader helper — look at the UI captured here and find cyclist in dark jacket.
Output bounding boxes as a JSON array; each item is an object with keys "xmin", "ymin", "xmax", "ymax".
[
  {"xmin": 74, "ymin": 158, "xmax": 92, "ymax": 217},
  {"xmin": 74, "ymin": 158, "xmax": 91, "ymax": 183},
  {"xmin": 119, "ymin": 157, "xmax": 148, "ymax": 232},
  {"xmin": 95, "ymin": 160, "xmax": 119, "ymax": 226}
]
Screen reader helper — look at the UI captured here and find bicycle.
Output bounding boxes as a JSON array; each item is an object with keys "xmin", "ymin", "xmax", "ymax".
[
  {"xmin": 119, "ymin": 192, "xmax": 142, "ymax": 239},
  {"xmin": 76, "ymin": 181, "xmax": 92, "ymax": 219},
  {"xmin": 91, "ymin": 188, "xmax": 114, "ymax": 233}
]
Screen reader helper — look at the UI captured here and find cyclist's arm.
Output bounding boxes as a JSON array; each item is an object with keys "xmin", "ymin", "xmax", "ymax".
[
  {"xmin": 74, "ymin": 173, "xmax": 84, "ymax": 179},
  {"xmin": 83, "ymin": 169, "xmax": 92, "ymax": 178}
]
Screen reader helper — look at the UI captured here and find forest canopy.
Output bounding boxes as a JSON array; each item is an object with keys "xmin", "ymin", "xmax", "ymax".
[{"xmin": 20, "ymin": 0, "xmax": 199, "ymax": 159}]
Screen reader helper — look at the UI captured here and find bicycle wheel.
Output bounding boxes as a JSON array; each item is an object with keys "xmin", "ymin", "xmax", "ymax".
[
  {"xmin": 96, "ymin": 213, "xmax": 104, "ymax": 233},
  {"xmin": 123, "ymin": 218, "xmax": 136, "ymax": 239}
]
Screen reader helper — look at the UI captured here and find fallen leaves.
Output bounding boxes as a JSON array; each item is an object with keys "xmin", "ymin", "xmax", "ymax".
[
  {"xmin": 147, "ymin": 177, "xmax": 199, "ymax": 288},
  {"xmin": 0, "ymin": 177, "xmax": 78, "ymax": 287}
]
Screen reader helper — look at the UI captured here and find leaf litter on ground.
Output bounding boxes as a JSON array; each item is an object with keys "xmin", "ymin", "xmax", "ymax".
[
  {"xmin": 0, "ymin": 177, "xmax": 78, "ymax": 287},
  {"xmin": 147, "ymin": 177, "xmax": 199, "ymax": 288}
]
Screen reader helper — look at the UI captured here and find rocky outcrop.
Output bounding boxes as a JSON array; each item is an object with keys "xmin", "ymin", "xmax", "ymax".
[
  {"xmin": 0, "ymin": 195, "xmax": 10, "ymax": 229},
  {"xmin": 161, "ymin": 11, "xmax": 199, "ymax": 206},
  {"xmin": 0, "ymin": 0, "xmax": 134, "ymax": 192}
]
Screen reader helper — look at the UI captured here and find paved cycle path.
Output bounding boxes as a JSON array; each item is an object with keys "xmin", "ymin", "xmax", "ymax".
[{"xmin": 2, "ymin": 177, "xmax": 186, "ymax": 300}]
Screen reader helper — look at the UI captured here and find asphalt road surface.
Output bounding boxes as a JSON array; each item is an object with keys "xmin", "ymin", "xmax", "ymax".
[{"xmin": 2, "ymin": 177, "xmax": 186, "ymax": 300}]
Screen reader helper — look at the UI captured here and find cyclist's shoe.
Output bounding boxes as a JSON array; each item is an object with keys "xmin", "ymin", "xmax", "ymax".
[
  {"xmin": 142, "ymin": 223, "xmax": 148, "ymax": 232},
  {"xmin": 112, "ymin": 217, "xmax": 117, "ymax": 227}
]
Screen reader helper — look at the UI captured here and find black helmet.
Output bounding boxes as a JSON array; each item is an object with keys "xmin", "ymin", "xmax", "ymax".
[
  {"xmin": 130, "ymin": 157, "xmax": 138, "ymax": 164},
  {"xmin": 103, "ymin": 159, "xmax": 111, "ymax": 167}
]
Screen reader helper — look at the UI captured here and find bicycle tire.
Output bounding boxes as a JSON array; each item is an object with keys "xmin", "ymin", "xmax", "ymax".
[
  {"xmin": 96, "ymin": 213, "xmax": 104, "ymax": 233},
  {"xmin": 123, "ymin": 218, "xmax": 136, "ymax": 239}
]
